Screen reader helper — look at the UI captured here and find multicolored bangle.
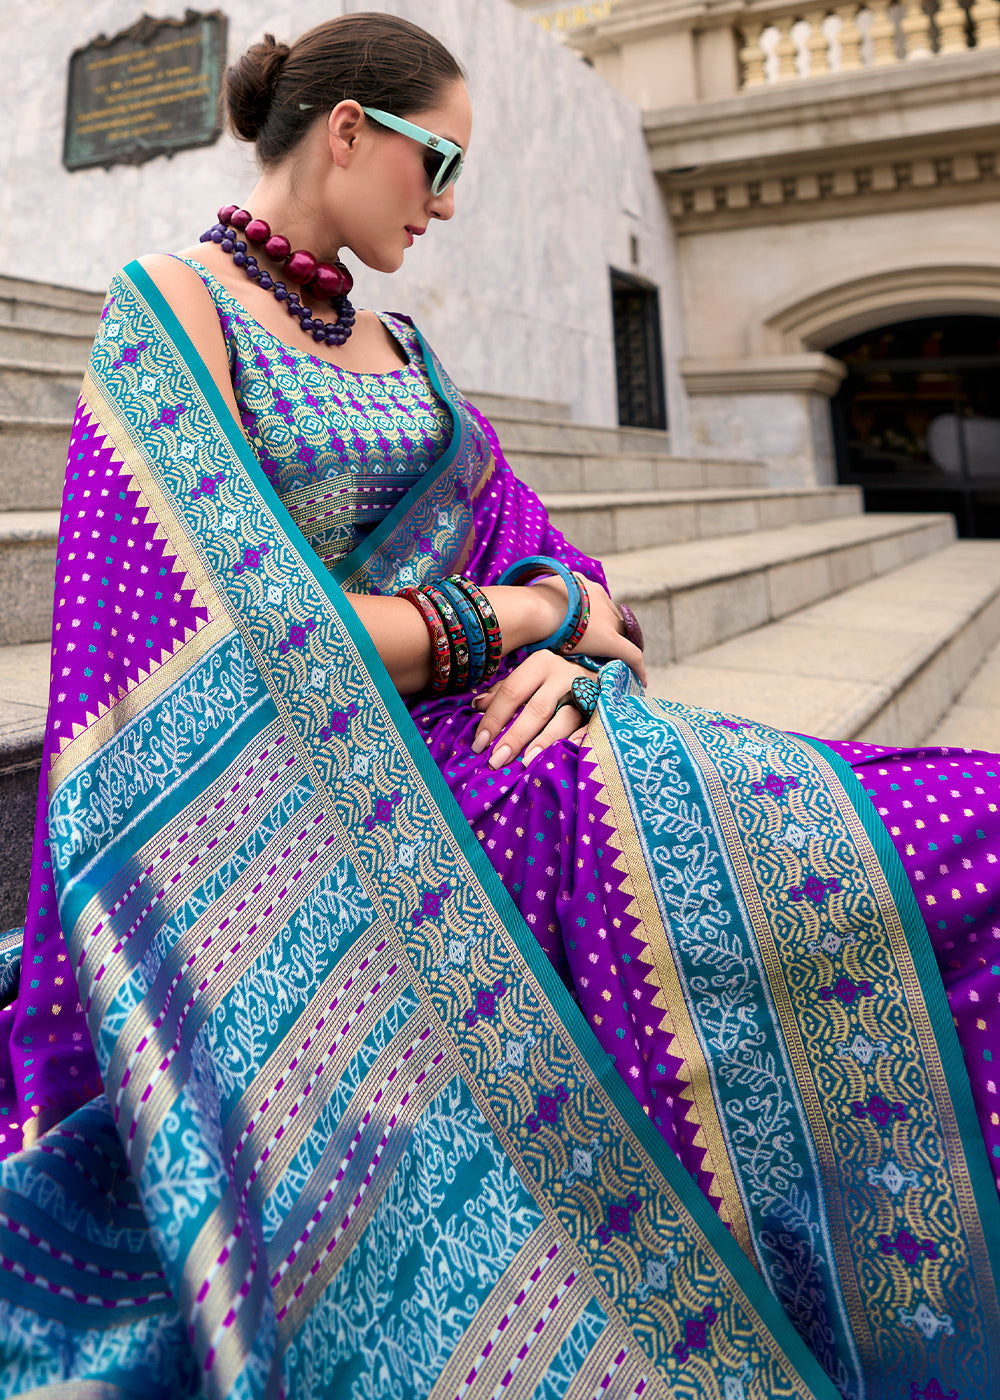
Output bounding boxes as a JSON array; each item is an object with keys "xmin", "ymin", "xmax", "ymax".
[
  {"xmin": 446, "ymin": 574, "xmax": 503, "ymax": 682},
  {"xmin": 437, "ymin": 578, "xmax": 486, "ymax": 688},
  {"xmin": 398, "ymin": 587, "xmax": 452, "ymax": 694},
  {"xmin": 556, "ymin": 573, "xmax": 590, "ymax": 655},
  {"xmin": 494, "ymin": 555, "xmax": 589, "ymax": 656},
  {"xmin": 422, "ymin": 583, "xmax": 471, "ymax": 694}
]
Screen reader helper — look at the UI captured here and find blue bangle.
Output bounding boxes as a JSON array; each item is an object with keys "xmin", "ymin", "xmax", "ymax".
[
  {"xmin": 494, "ymin": 555, "xmax": 582, "ymax": 655},
  {"xmin": 437, "ymin": 578, "xmax": 486, "ymax": 687}
]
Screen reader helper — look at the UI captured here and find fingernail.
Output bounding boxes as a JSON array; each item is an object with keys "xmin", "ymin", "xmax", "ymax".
[
  {"xmin": 489, "ymin": 744, "xmax": 511, "ymax": 770},
  {"xmin": 524, "ymin": 746, "xmax": 541, "ymax": 765},
  {"xmin": 471, "ymin": 729, "xmax": 489, "ymax": 754}
]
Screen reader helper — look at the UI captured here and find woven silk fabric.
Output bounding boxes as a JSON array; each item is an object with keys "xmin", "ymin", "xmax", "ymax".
[{"xmin": 0, "ymin": 262, "xmax": 997, "ymax": 1399}]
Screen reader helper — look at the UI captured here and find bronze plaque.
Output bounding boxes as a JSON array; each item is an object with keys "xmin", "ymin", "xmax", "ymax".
[{"xmin": 64, "ymin": 10, "xmax": 227, "ymax": 171}]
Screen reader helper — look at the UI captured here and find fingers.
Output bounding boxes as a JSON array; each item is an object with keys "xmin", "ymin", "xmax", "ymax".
[
  {"xmin": 520, "ymin": 703, "xmax": 586, "ymax": 766},
  {"xmin": 482, "ymin": 682, "xmax": 576, "ymax": 768},
  {"xmin": 468, "ymin": 653, "xmax": 580, "ymax": 768}
]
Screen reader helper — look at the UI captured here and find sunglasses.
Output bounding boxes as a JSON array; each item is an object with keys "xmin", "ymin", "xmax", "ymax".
[{"xmin": 361, "ymin": 106, "xmax": 464, "ymax": 196}]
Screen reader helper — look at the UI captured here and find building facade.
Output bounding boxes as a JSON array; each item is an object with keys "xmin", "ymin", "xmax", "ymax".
[
  {"xmin": 514, "ymin": 0, "xmax": 1000, "ymax": 525},
  {"xmin": 0, "ymin": 0, "xmax": 685, "ymax": 434}
]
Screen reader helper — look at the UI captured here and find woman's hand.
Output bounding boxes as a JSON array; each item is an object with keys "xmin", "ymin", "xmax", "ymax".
[
  {"xmin": 568, "ymin": 576, "xmax": 647, "ymax": 686},
  {"xmin": 470, "ymin": 651, "xmax": 593, "ymax": 769}
]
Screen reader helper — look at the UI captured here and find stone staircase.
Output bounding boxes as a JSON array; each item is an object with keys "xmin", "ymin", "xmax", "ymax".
[{"xmin": 2, "ymin": 276, "xmax": 999, "ymax": 931}]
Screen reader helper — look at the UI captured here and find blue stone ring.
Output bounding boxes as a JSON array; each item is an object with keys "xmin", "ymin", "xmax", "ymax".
[{"xmin": 569, "ymin": 676, "xmax": 601, "ymax": 721}]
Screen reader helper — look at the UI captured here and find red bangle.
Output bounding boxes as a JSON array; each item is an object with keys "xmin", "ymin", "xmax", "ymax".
[
  {"xmin": 446, "ymin": 575, "xmax": 503, "ymax": 682},
  {"xmin": 557, "ymin": 574, "xmax": 590, "ymax": 655},
  {"xmin": 422, "ymin": 583, "xmax": 471, "ymax": 693},
  {"xmin": 398, "ymin": 587, "xmax": 452, "ymax": 694}
]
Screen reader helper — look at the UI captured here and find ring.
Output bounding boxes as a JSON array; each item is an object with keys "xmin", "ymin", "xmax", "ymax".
[
  {"xmin": 569, "ymin": 676, "xmax": 601, "ymax": 721},
  {"xmin": 553, "ymin": 694, "xmax": 576, "ymax": 715},
  {"xmin": 619, "ymin": 603, "xmax": 644, "ymax": 652}
]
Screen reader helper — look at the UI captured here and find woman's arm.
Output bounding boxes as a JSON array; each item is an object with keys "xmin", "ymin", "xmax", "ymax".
[{"xmin": 138, "ymin": 256, "xmax": 641, "ymax": 694}]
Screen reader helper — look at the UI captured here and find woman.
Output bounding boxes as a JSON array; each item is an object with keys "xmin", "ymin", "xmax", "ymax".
[{"xmin": 0, "ymin": 13, "xmax": 997, "ymax": 1399}]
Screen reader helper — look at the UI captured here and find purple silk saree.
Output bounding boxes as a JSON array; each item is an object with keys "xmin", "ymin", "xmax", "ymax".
[{"xmin": 0, "ymin": 260, "xmax": 997, "ymax": 1399}]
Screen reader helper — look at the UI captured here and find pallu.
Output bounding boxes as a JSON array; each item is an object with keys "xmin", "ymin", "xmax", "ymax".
[{"xmin": 0, "ymin": 261, "xmax": 997, "ymax": 1399}]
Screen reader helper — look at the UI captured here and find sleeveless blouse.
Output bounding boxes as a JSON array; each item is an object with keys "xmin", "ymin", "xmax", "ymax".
[{"xmin": 181, "ymin": 258, "xmax": 453, "ymax": 566}]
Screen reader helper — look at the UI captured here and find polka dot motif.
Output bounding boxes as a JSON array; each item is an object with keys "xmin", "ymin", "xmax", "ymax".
[{"xmin": 52, "ymin": 405, "xmax": 210, "ymax": 748}]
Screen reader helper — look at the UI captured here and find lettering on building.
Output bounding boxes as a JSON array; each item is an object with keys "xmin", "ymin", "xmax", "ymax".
[{"xmin": 64, "ymin": 10, "xmax": 227, "ymax": 170}]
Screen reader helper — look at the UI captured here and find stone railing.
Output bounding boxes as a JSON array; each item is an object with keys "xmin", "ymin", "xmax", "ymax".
[{"xmin": 738, "ymin": 0, "xmax": 1000, "ymax": 87}]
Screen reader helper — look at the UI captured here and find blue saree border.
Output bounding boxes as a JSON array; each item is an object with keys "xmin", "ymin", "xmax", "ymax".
[
  {"xmin": 799, "ymin": 734, "xmax": 1000, "ymax": 1246},
  {"xmin": 120, "ymin": 259, "xmax": 840, "ymax": 1398}
]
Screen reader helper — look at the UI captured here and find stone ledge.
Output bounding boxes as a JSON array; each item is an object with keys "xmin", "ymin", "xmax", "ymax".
[
  {"xmin": 644, "ymin": 539, "xmax": 1000, "ymax": 742},
  {"xmin": 681, "ymin": 353, "xmax": 846, "ymax": 396}
]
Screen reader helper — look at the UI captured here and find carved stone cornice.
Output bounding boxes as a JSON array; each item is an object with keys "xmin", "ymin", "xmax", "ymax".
[
  {"xmin": 646, "ymin": 49, "xmax": 1000, "ymax": 229},
  {"xmin": 681, "ymin": 353, "xmax": 847, "ymax": 395}
]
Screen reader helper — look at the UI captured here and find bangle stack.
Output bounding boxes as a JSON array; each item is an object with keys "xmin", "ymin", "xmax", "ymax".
[
  {"xmin": 493, "ymin": 556, "xmax": 591, "ymax": 656},
  {"xmin": 397, "ymin": 576, "xmax": 503, "ymax": 695}
]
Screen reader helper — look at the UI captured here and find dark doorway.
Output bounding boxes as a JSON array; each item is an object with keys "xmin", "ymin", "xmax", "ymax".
[
  {"xmin": 829, "ymin": 315, "xmax": 1000, "ymax": 538},
  {"xmin": 611, "ymin": 272, "xmax": 667, "ymax": 431}
]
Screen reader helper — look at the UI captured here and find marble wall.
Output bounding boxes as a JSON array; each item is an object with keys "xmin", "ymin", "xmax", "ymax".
[{"xmin": 0, "ymin": 0, "xmax": 689, "ymax": 438}]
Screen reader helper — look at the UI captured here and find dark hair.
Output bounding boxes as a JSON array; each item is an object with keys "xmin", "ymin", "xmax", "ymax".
[{"xmin": 226, "ymin": 13, "xmax": 465, "ymax": 166}]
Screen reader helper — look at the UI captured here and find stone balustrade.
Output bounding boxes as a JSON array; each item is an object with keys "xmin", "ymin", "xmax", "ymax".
[{"xmin": 738, "ymin": 0, "xmax": 1000, "ymax": 87}]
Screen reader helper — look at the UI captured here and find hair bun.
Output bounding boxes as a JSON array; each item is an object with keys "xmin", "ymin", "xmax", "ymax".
[{"xmin": 226, "ymin": 34, "xmax": 291, "ymax": 142}]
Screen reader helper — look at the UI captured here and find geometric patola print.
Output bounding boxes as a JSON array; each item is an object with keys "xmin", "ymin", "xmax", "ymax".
[{"xmin": 50, "ymin": 403, "xmax": 211, "ymax": 751}]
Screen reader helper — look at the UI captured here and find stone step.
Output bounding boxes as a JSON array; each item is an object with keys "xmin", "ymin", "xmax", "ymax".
[
  {"xmin": 922, "ymin": 623, "xmax": 1000, "ymax": 750},
  {"xmin": 509, "ymin": 446, "xmax": 766, "ymax": 494},
  {"xmin": 465, "ymin": 390, "xmax": 571, "ymax": 423},
  {"xmin": 605, "ymin": 511, "xmax": 957, "ymax": 667},
  {"xmin": 488, "ymin": 413, "xmax": 677, "ymax": 458},
  {"xmin": 642, "ymin": 541, "xmax": 1000, "ymax": 746},
  {"xmin": 0, "ymin": 359, "xmax": 82, "ymax": 418},
  {"xmin": 0, "ymin": 512, "xmax": 58, "ymax": 646},
  {"xmin": 0, "ymin": 642, "xmax": 48, "ymax": 930},
  {"xmin": 0, "ymin": 273, "xmax": 104, "ymax": 337},
  {"xmin": 545, "ymin": 484, "xmax": 861, "ymax": 557},
  {"xmin": 0, "ymin": 411, "xmax": 768, "ymax": 516},
  {"xmin": 0, "ymin": 321, "xmax": 94, "ymax": 367},
  {"xmin": 0, "ymin": 418, "xmax": 71, "ymax": 510}
]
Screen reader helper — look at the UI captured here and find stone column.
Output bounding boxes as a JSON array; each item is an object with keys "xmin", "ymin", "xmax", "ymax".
[{"xmin": 680, "ymin": 354, "xmax": 848, "ymax": 488}]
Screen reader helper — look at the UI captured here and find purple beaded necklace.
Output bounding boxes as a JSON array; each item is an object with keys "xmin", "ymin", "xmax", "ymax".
[{"xmin": 200, "ymin": 204, "xmax": 357, "ymax": 347}]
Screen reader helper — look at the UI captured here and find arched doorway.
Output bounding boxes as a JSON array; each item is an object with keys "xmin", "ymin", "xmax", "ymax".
[{"xmin": 828, "ymin": 315, "xmax": 1000, "ymax": 537}]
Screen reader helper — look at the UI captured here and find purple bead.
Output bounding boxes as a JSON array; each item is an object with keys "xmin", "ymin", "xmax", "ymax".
[
  {"xmin": 220, "ymin": 238, "xmax": 235, "ymax": 253},
  {"xmin": 199, "ymin": 230, "xmax": 213, "ymax": 243},
  {"xmin": 259, "ymin": 275, "xmax": 273, "ymax": 291},
  {"xmin": 235, "ymin": 240, "xmax": 247, "ymax": 254},
  {"xmin": 246, "ymin": 265, "xmax": 261, "ymax": 281},
  {"xmin": 232, "ymin": 251, "xmax": 248, "ymax": 267},
  {"xmin": 312, "ymin": 326, "xmax": 326, "ymax": 342},
  {"xmin": 211, "ymin": 229, "xmax": 224, "ymax": 243},
  {"xmin": 300, "ymin": 317, "xmax": 313, "ymax": 331},
  {"xmin": 273, "ymin": 285, "xmax": 287, "ymax": 301},
  {"xmin": 287, "ymin": 302, "xmax": 302, "ymax": 317}
]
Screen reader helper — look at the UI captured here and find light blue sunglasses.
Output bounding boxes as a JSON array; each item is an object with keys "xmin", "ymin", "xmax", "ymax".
[{"xmin": 361, "ymin": 106, "xmax": 464, "ymax": 195}]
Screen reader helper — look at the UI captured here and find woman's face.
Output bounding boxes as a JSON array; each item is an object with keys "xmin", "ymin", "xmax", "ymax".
[{"xmin": 335, "ymin": 78, "xmax": 473, "ymax": 274}]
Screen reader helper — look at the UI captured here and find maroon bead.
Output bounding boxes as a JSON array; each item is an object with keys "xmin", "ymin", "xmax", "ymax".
[
  {"xmin": 230, "ymin": 208, "xmax": 251, "ymax": 231},
  {"xmin": 311, "ymin": 262, "xmax": 346, "ymax": 299},
  {"xmin": 264, "ymin": 234, "xmax": 291, "ymax": 262},
  {"xmin": 244, "ymin": 218, "xmax": 271, "ymax": 245},
  {"xmin": 336, "ymin": 262, "xmax": 354, "ymax": 296},
  {"xmin": 217, "ymin": 203, "xmax": 238, "ymax": 225},
  {"xmin": 285, "ymin": 250, "xmax": 318, "ymax": 284}
]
